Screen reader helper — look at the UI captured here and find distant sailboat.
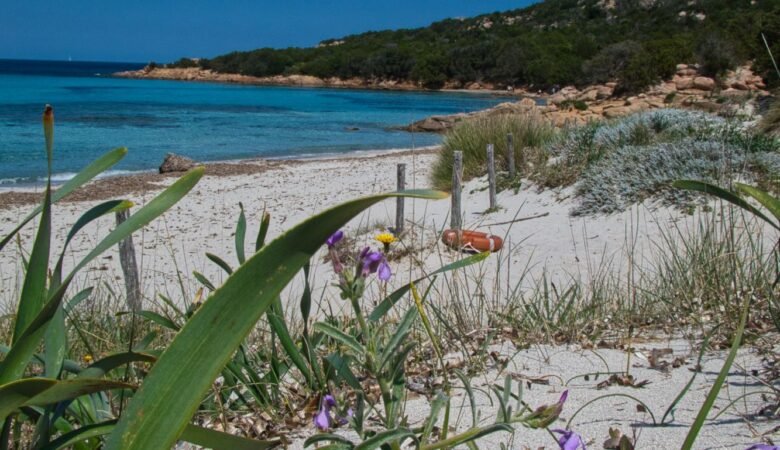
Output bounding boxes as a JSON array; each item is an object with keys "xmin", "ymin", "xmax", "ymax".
[{"xmin": 68, "ymin": 55, "xmax": 72, "ymax": 62}]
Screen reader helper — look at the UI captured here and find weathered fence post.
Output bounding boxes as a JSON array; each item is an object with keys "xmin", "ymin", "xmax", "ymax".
[
  {"xmin": 507, "ymin": 133, "xmax": 516, "ymax": 178},
  {"xmin": 487, "ymin": 144, "xmax": 497, "ymax": 210},
  {"xmin": 451, "ymin": 151, "xmax": 463, "ymax": 230},
  {"xmin": 116, "ymin": 209, "xmax": 141, "ymax": 311},
  {"xmin": 395, "ymin": 163, "xmax": 406, "ymax": 234}
]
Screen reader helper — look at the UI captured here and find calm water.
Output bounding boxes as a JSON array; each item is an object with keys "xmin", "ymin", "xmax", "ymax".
[{"xmin": 0, "ymin": 59, "xmax": 504, "ymax": 185}]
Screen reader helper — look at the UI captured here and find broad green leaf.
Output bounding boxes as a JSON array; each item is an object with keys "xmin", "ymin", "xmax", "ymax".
[
  {"xmin": 672, "ymin": 180, "xmax": 779, "ymax": 231},
  {"xmin": 304, "ymin": 433, "xmax": 354, "ymax": 448},
  {"xmin": 42, "ymin": 420, "xmax": 279, "ymax": 450},
  {"xmin": 368, "ymin": 251, "xmax": 490, "ymax": 322},
  {"xmin": 314, "ymin": 322, "xmax": 365, "ymax": 356},
  {"xmin": 42, "ymin": 420, "xmax": 116, "ymax": 450},
  {"xmin": 105, "ymin": 189, "xmax": 447, "ymax": 450},
  {"xmin": 420, "ymin": 423, "xmax": 513, "ymax": 450},
  {"xmin": 77, "ymin": 352, "xmax": 157, "ymax": 379},
  {"xmin": 0, "ymin": 378, "xmax": 130, "ymax": 422},
  {"xmin": 354, "ymin": 428, "xmax": 416, "ymax": 450},
  {"xmin": 180, "ymin": 423, "xmax": 280, "ymax": 449},
  {"xmin": 0, "ymin": 147, "xmax": 127, "ymax": 252},
  {"xmin": 0, "ymin": 168, "xmax": 203, "ymax": 385},
  {"xmin": 736, "ymin": 183, "xmax": 780, "ymax": 225},
  {"xmin": 206, "ymin": 252, "xmax": 233, "ymax": 275},
  {"xmin": 13, "ymin": 186, "xmax": 51, "ymax": 343},
  {"xmin": 235, "ymin": 202, "xmax": 247, "ymax": 264},
  {"xmin": 681, "ymin": 294, "xmax": 750, "ymax": 450}
]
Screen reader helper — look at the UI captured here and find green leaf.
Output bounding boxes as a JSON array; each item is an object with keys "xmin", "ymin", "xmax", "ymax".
[
  {"xmin": 324, "ymin": 354, "xmax": 361, "ymax": 391},
  {"xmin": 0, "ymin": 147, "xmax": 127, "ymax": 252},
  {"xmin": 180, "ymin": 423, "xmax": 280, "ymax": 449},
  {"xmin": 369, "ymin": 251, "xmax": 490, "ymax": 322},
  {"xmin": 42, "ymin": 420, "xmax": 280, "ymax": 450},
  {"xmin": 422, "ymin": 392, "xmax": 449, "ymax": 444},
  {"xmin": 454, "ymin": 370, "xmax": 479, "ymax": 428},
  {"xmin": 0, "ymin": 378, "xmax": 131, "ymax": 422},
  {"xmin": 42, "ymin": 420, "xmax": 117, "ymax": 450},
  {"xmin": 736, "ymin": 183, "xmax": 780, "ymax": 225},
  {"xmin": 314, "ymin": 322, "xmax": 365, "ymax": 356},
  {"xmin": 105, "ymin": 189, "xmax": 447, "ymax": 450},
  {"xmin": 13, "ymin": 185, "xmax": 51, "ymax": 344},
  {"xmin": 354, "ymin": 428, "xmax": 416, "ymax": 450},
  {"xmin": 420, "ymin": 424, "xmax": 513, "ymax": 450},
  {"xmin": 193, "ymin": 270, "xmax": 217, "ymax": 291},
  {"xmin": 267, "ymin": 298, "xmax": 314, "ymax": 387},
  {"xmin": 77, "ymin": 352, "xmax": 157, "ymax": 379},
  {"xmin": 681, "ymin": 294, "xmax": 751, "ymax": 450},
  {"xmin": 119, "ymin": 310, "xmax": 180, "ymax": 331},
  {"xmin": 255, "ymin": 210, "xmax": 271, "ymax": 252},
  {"xmin": 378, "ymin": 308, "xmax": 417, "ymax": 371},
  {"xmin": 0, "ymin": 168, "xmax": 203, "ymax": 385},
  {"xmin": 304, "ymin": 433, "xmax": 354, "ymax": 448},
  {"xmin": 236, "ymin": 202, "xmax": 247, "ymax": 264},
  {"xmin": 672, "ymin": 180, "xmax": 779, "ymax": 231},
  {"xmin": 206, "ymin": 252, "xmax": 234, "ymax": 275}
]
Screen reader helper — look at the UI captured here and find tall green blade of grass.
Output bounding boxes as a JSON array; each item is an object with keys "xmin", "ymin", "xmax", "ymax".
[
  {"xmin": 680, "ymin": 294, "xmax": 751, "ymax": 449},
  {"xmin": 104, "ymin": 190, "xmax": 447, "ymax": 450},
  {"xmin": 0, "ymin": 168, "xmax": 204, "ymax": 384}
]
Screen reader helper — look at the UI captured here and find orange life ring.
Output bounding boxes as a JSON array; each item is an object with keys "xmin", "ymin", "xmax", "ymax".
[{"xmin": 441, "ymin": 229, "xmax": 503, "ymax": 252}]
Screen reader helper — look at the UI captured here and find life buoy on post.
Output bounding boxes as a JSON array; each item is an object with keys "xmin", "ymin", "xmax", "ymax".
[{"xmin": 441, "ymin": 229, "xmax": 503, "ymax": 252}]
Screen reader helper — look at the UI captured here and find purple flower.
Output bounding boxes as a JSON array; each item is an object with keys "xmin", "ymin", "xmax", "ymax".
[
  {"xmin": 313, "ymin": 394, "xmax": 337, "ymax": 431},
  {"xmin": 552, "ymin": 429, "xmax": 586, "ymax": 450},
  {"xmin": 746, "ymin": 445, "xmax": 780, "ymax": 450},
  {"xmin": 359, "ymin": 247, "xmax": 392, "ymax": 281},
  {"xmin": 326, "ymin": 231, "xmax": 344, "ymax": 249}
]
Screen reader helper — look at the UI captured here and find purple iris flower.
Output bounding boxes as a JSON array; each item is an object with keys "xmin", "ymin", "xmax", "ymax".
[
  {"xmin": 746, "ymin": 445, "xmax": 780, "ymax": 450},
  {"xmin": 359, "ymin": 248, "xmax": 392, "ymax": 281},
  {"xmin": 313, "ymin": 394, "xmax": 353, "ymax": 431},
  {"xmin": 552, "ymin": 429, "xmax": 586, "ymax": 450},
  {"xmin": 326, "ymin": 231, "xmax": 344, "ymax": 249},
  {"xmin": 313, "ymin": 394, "xmax": 337, "ymax": 431}
]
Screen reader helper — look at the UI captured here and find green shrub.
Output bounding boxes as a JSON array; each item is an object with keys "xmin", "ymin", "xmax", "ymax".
[{"xmin": 431, "ymin": 114, "xmax": 556, "ymax": 191}]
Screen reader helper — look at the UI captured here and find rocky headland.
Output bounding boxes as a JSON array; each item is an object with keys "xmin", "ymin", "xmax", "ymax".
[{"xmin": 405, "ymin": 64, "xmax": 770, "ymax": 132}]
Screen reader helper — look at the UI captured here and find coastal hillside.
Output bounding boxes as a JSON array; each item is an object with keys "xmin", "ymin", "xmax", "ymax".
[{"xmin": 164, "ymin": 0, "xmax": 779, "ymax": 92}]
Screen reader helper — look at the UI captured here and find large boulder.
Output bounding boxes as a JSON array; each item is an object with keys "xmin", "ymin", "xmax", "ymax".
[
  {"xmin": 693, "ymin": 77, "xmax": 716, "ymax": 91},
  {"xmin": 159, "ymin": 153, "xmax": 196, "ymax": 174}
]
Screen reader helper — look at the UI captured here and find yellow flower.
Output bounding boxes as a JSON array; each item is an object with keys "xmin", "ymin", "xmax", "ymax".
[
  {"xmin": 375, "ymin": 233, "xmax": 396, "ymax": 245},
  {"xmin": 83, "ymin": 354, "xmax": 93, "ymax": 364}
]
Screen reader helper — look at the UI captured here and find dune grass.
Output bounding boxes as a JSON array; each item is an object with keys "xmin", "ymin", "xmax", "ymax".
[{"xmin": 430, "ymin": 113, "xmax": 556, "ymax": 191}]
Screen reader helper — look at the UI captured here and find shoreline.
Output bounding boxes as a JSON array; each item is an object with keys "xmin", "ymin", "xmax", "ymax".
[
  {"xmin": 113, "ymin": 67, "xmax": 531, "ymax": 98},
  {"xmin": 0, "ymin": 146, "xmax": 440, "ymax": 208}
]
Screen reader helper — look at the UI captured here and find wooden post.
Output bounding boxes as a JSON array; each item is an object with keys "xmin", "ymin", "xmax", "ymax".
[
  {"xmin": 395, "ymin": 163, "xmax": 406, "ymax": 234},
  {"xmin": 451, "ymin": 151, "xmax": 463, "ymax": 230},
  {"xmin": 487, "ymin": 144, "xmax": 497, "ymax": 210},
  {"xmin": 116, "ymin": 209, "xmax": 141, "ymax": 311},
  {"xmin": 507, "ymin": 133, "xmax": 516, "ymax": 178}
]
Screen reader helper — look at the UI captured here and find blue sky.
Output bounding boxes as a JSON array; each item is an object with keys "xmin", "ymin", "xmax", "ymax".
[{"xmin": 1, "ymin": 1, "xmax": 538, "ymax": 63}]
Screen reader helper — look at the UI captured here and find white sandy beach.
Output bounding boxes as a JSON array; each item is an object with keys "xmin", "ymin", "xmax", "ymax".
[{"xmin": 0, "ymin": 147, "xmax": 775, "ymax": 449}]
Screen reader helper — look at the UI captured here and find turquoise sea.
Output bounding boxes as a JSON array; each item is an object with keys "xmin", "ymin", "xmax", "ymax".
[{"xmin": 0, "ymin": 59, "xmax": 504, "ymax": 186}]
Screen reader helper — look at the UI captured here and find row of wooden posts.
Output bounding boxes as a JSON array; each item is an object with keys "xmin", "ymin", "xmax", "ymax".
[
  {"xmin": 393, "ymin": 132, "xmax": 518, "ymax": 233},
  {"xmin": 116, "ymin": 133, "xmax": 517, "ymax": 310}
]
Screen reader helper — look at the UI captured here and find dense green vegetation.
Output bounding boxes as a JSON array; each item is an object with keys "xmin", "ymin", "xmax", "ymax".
[{"xmin": 172, "ymin": 0, "xmax": 779, "ymax": 92}]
